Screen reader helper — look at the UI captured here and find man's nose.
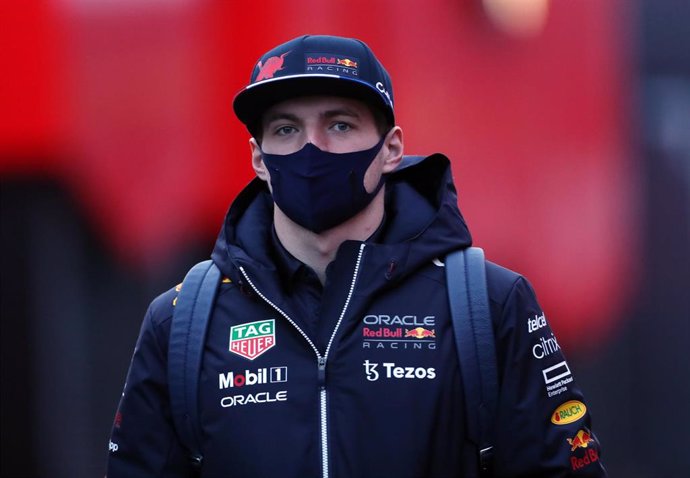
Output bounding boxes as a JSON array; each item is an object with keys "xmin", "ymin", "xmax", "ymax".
[{"xmin": 303, "ymin": 128, "xmax": 328, "ymax": 151}]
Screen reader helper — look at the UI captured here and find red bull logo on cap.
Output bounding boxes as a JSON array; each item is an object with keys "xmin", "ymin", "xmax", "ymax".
[
  {"xmin": 255, "ymin": 52, "xmax": 290, "ymax": 82},
  {"xmin": 305, "ymin": 54, "xmax": 359, "ymax": 77},
  {"xmin": 337, "ymin": 58, "xmax": 358, "ymax": 68}
]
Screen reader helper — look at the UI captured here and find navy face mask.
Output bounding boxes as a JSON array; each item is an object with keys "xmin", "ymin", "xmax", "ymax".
[{"xmin": 261, "ymin": 136, "xmax": 386, "ymax": 233}]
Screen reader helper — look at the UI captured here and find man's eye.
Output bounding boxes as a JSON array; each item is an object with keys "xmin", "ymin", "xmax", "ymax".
[
  {"xmin": 332, "ymin": 122, "xmax": 351, "ymax": 132},
  {"xmin": 275, "ymin": 126, "xmax": 296, "ymax": 136}
]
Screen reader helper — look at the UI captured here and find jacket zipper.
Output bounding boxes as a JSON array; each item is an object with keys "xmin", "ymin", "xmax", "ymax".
[{"xmin": 239, "ymin": 243, "xmax": 366, "ymax": 478}]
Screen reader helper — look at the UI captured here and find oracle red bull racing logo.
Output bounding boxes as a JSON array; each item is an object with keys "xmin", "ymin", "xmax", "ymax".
[
  {"xmin": 362, "ymin": 315, "xmax": 437, "ymax": 350},
  {"xmin": 229, "ymin": 319, "xmax": 275, "ymax": 360}
]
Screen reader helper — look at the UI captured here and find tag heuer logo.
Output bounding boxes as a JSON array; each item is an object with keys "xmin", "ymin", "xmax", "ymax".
[{"xmin": 229, "ymin": 319, "xmax": 276, "ymax": 360}]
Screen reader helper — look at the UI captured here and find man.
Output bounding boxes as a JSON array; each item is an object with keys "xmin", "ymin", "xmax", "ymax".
[{"xmin": 106, "ymin": 35, "xmax": 606, "ymax": 477}]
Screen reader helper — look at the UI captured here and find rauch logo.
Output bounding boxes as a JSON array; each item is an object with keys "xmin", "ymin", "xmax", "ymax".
[
  {"xmin": 229, "ymin": 319, "xmax": 276, "ymax": 360},
  {"xmin": 551, "ymin": 400, "xmax": 587, "ymax": 425}
]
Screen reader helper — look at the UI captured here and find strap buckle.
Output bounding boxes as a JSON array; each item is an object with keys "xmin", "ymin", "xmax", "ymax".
[{"xmin": 479, "ymin": 446, "xmax": 494, "ymax": 476}]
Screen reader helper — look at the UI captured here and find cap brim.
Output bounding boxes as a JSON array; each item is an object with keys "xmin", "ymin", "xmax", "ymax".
[{"xmin": 232, "ymin": 74, "xmax": 394, "ymax": 131}]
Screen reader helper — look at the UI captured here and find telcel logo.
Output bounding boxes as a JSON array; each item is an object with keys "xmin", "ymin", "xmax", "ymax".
[
  {"xmin": 551, "ymin": 400, "xmax": 587, "ymax": 425},
  {"xmin": 528, "ymin": 313, "xmax": 547, "ymax": 333}
]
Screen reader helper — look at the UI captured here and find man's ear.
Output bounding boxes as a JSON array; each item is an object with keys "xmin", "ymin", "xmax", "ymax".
[
  {"xmin": 381, "ymin": 126, "xmax": 404, "ymax": 174},
  {"xmin": 250, "ymin": 138, "xmax": 270, "ymax": 182}
]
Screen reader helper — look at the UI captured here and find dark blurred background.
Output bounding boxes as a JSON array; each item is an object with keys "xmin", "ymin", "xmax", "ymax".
[{"xmin": 1, "ymin": 1, "xmax": 688, "ymax": 477}]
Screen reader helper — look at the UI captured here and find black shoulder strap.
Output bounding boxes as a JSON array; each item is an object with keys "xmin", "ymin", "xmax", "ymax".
[
  {"xmin": 446, "ymin": 247, "xmax": 498, "ymax": 477},
  {"xmin": 168, "ymin": 259, "xmax": 221, "ymax": 469}
]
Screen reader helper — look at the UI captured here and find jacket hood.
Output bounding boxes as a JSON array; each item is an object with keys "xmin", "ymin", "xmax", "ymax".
[{"xmin": 211, "ymin": 153, "xmax": 472, "ymax": 284}]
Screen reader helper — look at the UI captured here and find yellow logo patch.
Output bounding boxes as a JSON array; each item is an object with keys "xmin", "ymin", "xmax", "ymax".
[{"xmin": 551, "ymin": 400, "xmax": 587, "ymax": 425}]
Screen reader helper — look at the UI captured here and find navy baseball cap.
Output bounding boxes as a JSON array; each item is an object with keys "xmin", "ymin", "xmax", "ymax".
[{"xmin": 233, "ymin": 35, "xmax": 395, "ymax": 132}]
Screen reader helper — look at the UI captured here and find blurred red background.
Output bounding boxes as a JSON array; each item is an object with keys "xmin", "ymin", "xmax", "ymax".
[{"xmin": 0, "ymin": 0, "xmax": 638, "ymax": 350}]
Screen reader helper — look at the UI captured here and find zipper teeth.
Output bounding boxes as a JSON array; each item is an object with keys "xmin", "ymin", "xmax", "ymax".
[
  {"xmin": 238, "ymin": 266, "xmax": 321, "ymax": 359},
  {"xmin": 320, "ymin": 389, "xmax": 328, "ymax": 478},
  {"xmin": 324, "ymin": 243, "xmax": 365, "ymax": 359}
]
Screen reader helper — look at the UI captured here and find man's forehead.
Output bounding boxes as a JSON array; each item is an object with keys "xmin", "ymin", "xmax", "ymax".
[{"xmin": 262, "ymin": 95, "xmax": 372, "ymax": 122}]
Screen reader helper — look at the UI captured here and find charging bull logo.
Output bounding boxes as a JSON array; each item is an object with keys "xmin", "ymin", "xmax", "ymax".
[
  {"xmin": 567, "ymin": 429, "xmax": 594, "ymax": 451},
  {"xmin": 405, "ymin": 327, "xmax": 435, "ymax": 339},
  {"xmin": 337, "ymin": 58, "xmax": 358, "ymax": 68},
  {"xmin": 256, "ymin": 52, "xmax": 290, "ymax": 81}
]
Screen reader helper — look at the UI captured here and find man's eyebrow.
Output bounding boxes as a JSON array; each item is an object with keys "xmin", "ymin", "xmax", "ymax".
[
  {"xmin": 322, "ymin": 108, "xmax": 361, "ymax": 119},
  {"xmin": 263, "ymin": 112, "xmax": 300, "ymax": 125}
]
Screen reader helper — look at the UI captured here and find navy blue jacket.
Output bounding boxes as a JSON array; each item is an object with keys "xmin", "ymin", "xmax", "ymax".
[{"xmin": 106, "ymin": 154, "xmax": 606, "ymax": 477}]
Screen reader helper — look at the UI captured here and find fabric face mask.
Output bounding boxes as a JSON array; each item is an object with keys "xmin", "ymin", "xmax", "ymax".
[{"xmin": 260, "ymin": 137, "xmax": 386, "ymax": 233}]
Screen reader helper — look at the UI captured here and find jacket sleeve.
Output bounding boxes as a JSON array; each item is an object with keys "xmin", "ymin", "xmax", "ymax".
[
  {"xmin": 490, "ymin": 270, "xmax": 607, "ymax": 477},
  {"xmin": 106, "ymin": 293, "xmax": 193, "ymax": 477}
]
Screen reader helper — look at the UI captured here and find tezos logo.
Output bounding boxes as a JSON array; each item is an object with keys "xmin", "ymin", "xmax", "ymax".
[
  {"xmin": 363, "ymin": 360, "xmax": 436, "ymax": 382},
  {"xmin": 229, "ymin": 319, "xmax": 275, "ymax": 360}
]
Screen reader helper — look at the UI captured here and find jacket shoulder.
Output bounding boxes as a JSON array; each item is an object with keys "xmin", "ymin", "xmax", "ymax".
[
  {"xmin": 485, "ymin": 260, "xmax": 524, "ymax": 307},
  {"xmin": 147, "ymin": 283, "xmax": 183, "ymax": 329}
]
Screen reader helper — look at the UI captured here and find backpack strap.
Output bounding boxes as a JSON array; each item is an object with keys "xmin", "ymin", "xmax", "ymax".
[
  {"xmin": 446, "ymin": 247, "xmax": 498, "ymax": 477},
  {"xmin": 168, "ymin": 259, "xmax": 221, "ymax": 469}
]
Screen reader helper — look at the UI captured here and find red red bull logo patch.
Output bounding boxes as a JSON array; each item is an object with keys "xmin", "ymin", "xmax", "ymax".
[
  {"xmin": 229, "ymin": 319, "xmax": 276, "ymax": 360},
  {"xmin": 255, "ymin": 52, "xmax": 289, "ymax": 82}
]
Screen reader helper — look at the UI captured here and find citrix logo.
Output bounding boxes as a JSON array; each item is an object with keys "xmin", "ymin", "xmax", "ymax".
[
  {"xmin": 363, "ymin": 360, "xmax": 436, "ymax": 381},
  {"xmin": 532, "ymin": 332, "xmax": 561, "ymax": 359}
]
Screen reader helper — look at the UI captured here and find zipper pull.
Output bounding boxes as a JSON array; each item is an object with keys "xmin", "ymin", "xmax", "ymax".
[{"xmin": 318, "ymin": 356, "xmax": 327, "ymax": 389}]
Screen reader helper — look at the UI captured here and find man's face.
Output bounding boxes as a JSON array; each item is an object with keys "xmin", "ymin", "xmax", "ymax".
[{"xmin": 253, "ymin": 95, "xmax": 393, "ymax": 194}]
